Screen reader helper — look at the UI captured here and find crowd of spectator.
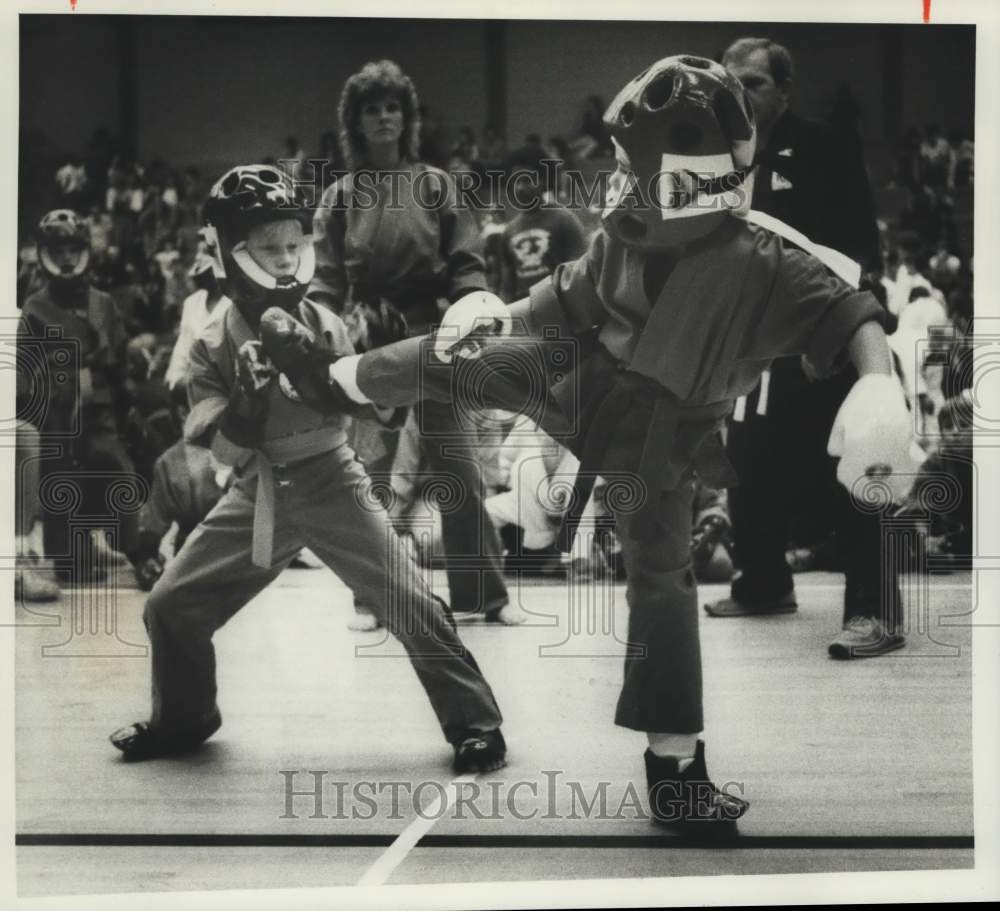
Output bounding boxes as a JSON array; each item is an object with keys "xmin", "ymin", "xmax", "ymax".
[{"xmin": 13, "ymin": 105, "xmax": 976, "ymax": 600}]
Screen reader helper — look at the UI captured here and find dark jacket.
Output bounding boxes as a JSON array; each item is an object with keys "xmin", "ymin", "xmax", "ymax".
[{"xmin": 752, "ymin": 110, "xmax": 881, "ymax": 272}]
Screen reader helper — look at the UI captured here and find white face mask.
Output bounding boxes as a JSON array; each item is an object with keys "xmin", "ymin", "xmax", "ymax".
[
  {"xmin": 230, "ymin": 241, "xmax": 315, "ymax": 290},
  {"xmin": 40, "ymin": 246, "xmax": 90, "ymax": 278},
  {"xmin": 604, "ymin": 137, "xmax": 756, "ymax": 223}
]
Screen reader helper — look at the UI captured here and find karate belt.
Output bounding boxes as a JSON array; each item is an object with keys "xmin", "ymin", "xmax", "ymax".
[
  {"xmin": 557, "ymin": 359, "xmax": 735, "ymax": 550},
  {"xmin": 245, "ymin": 428, "xmax": 345, "ymax": 568}
]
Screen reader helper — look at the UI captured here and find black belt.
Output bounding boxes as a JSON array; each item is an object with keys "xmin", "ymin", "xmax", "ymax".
[{"xmin": 558, "ymin": 357, "xmax": 733, "ymax": 549}]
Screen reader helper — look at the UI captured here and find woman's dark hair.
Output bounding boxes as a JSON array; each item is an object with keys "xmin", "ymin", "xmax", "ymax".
[{"xmin": 337, "ymin": 59, "xmax": 421, "ymax": 170}]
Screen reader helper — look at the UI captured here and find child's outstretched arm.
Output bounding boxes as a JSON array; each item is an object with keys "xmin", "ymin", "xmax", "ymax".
[{"xmin": 331, "ymin": 292, "xmax": 513, "ymax": 407}]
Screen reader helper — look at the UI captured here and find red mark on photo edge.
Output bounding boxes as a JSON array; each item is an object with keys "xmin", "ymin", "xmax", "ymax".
[
  {"xmin": 923, "ymin": 0, "xmax": 931, "ymax": 22},
  {"xmin": 70, "ymin": 0, "xmax": 77, "ymax": 9}
]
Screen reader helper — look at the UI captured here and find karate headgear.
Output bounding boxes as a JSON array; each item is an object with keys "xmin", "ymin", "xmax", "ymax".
[
  {"xmin": 203, "ymin": 165, "xmax": 314, "ymax": 320},
  {"xmin": 602, "ymin": 55, "xmax": 757, "ymax": 249},
  {"xmin": 37, "ymin": 209, "xmax": 91, "ymax": 282}
]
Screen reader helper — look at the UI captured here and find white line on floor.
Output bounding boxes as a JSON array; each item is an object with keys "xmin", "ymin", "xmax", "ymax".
[{"xmin": 356, "ymin": 772, "xmax": 478, "ymax": 886}]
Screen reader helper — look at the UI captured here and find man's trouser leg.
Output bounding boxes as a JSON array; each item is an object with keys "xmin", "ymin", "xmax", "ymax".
[
  {"xmin": 614, "ymin": 474, "xmax": 704, "ymax": 733},
  {"xmin": 415, "ymin": 398, "xmax": 509, "ymax": 614},
  {"xmin": 144, "ymin": 482, "xmax": 296, "ymax": 739},
  {"xmin": 295, "ymin": 449, "xmax": 503, "ymax": 744},
  {"xmin": 838, "ymin": 475, "xmax": 904, "ymax": 629},
  {"xmin": 727, "ymin": 413, "xmax": 795, "ymax": 603}
]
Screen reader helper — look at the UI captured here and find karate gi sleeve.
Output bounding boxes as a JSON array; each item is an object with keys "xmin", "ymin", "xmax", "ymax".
[
  {"xmin": 751, "ymin": 245, "xmax": 887, "ymax": 376},
  {"xmin": 435, "ymin": 171, "xmax": 488, "ymax": 300},
  {"xmin": 308, "ymin": 179, "xmax": 349, "ymax": 312},
  {"xmin": 184, "ymin": 336, "xmax": 251, "ymax": 464},
  {"xmin": 509, "ymin": 231, "xmax": 608, "ymax": 339}
]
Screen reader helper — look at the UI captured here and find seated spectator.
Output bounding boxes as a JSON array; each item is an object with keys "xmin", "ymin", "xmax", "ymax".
[
  {"xmin": 16, "ymin": 242, "xmax": 46, "ymax": 308},
  {"xmin": 894, "ymin": 127, "xmax": 923, "ymax": 191},
  {"xmin": 947, "ymin": 128, "xmax": 974, "ymax": 188},
  {"xmin": 451, "ymin": 126, "xmax": 480, "ymax": 169},
  {"xmin": 55, "ymin": 157, "xmax": 89, "ymax": 211},
  {"xmin": 569, "ymin": 95, "xmax": 613, "ymax": 159},
  {"xmin": 919, "ymin": 123, "xmax": 951, "ymax": 189},
  {"xmin": 479, "ymin": 125, "xmax": 507, "ymax": 172}
]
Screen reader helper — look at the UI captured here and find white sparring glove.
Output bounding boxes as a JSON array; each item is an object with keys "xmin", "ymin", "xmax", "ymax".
[
  {"xmin": 328, "ymin": 355, "xmax": 370, "ymax": 404},
  {"xmin": 827, "ymin": 373, "xmax": 925, "ymax": 505},
  {"xmin": 432, "ymin": 291, "xmax": 512, "ymax": 364}
]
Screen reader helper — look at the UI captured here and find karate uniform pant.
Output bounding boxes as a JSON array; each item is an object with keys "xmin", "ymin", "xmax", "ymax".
[
  {"xmin": 415, "ymin": 398, "xmax": 509, "ymax": 615},
  {"xmin": 613, "ymin": 470, "xmax": 704, "ymax": 733},
  {"xmin": 143, "ymin": 446, "xmax": 503, "ymax": 744},
  {"xmin": 356, "ymin": 337, "xmax": 706, "ymax": 733},
  {"xmin": 727, "ymin": 357, "xmax": 902, "ymax": 627}
]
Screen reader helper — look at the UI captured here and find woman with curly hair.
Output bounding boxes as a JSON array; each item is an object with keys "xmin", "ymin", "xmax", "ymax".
[{"xmin": 309, "ymin": 59, "xmax": 519, "ymax": 628}]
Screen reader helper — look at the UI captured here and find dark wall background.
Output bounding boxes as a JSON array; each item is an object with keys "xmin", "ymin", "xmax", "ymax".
[{"xmin": 20, "ymin": 15, "xmax": 975, "ymax": 177}]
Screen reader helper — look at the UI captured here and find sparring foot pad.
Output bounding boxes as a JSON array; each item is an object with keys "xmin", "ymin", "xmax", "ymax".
[
  {"xmin": 645, "ymin": 741, "xmax": 749, "ymax": 841},
  {"xmin": 453, "ymin": 729, "xmax": 507, "ymax": 774},
  {"xmin": 110, "ymin": 712, "xmax": 222, "ymax": 761}
]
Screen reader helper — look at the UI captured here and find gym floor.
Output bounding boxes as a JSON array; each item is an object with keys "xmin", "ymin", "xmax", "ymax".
[{"xmin": 13, "ymin": 566, "xmax": 974, "ymax": 896}]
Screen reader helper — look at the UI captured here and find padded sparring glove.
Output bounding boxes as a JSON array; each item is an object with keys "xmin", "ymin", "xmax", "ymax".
[
  {"xmin": 134, "ymin": 555, "xmax": 166, "ymax": 593},
  {"xmin": 828, "ymin": 373, "xmax": 925, "ymax": 505},
  {"xmin": 432, "ymin": 291, "xmax": 512, "ymax": 364},
  {"xmin": 342, "ymin": 298, "xmax": 409, "ymax": 353},
  {"xmin": 218, "ymin": 340, "xmax": 276, "ymax": 448},
  {"xmin": 258, "ymin": 307, "xmax": 358, "ymax": 415}
]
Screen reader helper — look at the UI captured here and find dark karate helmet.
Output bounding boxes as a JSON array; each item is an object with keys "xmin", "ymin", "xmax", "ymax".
[
  {"xmin": 37, "ymin": 209, "xmax": 91, "ymax": 282},
  {"xmin": 601, "ymin": 55, "xmax": 757, "ymax": 249},
  {"xmin": 203, "ymin": 165, "xmax": 315, "ymax": 319}
]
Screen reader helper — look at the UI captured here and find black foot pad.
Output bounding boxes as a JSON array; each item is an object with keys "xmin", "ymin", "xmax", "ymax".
[{"xmin": 453, "ymin": 729, "xmax": 507, "ymax": 774}]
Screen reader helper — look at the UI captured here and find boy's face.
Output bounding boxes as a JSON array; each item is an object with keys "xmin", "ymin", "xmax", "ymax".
[
  {"xmin": 246, "ymin": 219, "xmax": 307, "ymax": 280},
  {"xmin": 47, "ymin": 242, "xmax": 87, "ymax": 275}
]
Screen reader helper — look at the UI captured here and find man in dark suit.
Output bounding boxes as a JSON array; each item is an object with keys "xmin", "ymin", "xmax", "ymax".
[{"xmin": 704, "ymin": 37, "xmax": 905, "ymax": 659}]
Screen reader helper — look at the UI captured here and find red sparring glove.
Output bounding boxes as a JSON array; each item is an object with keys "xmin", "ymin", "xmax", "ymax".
[
  {"xmin": 258, "ymin": 307, "xmax": 362, "ymax": 415},
  {"xmin": 218, "ymin": 340, "xmax": 276, "ymax": 448}
]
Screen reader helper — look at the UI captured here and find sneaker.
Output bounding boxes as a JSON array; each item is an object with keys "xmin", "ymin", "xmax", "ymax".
[
  {"xmin": 14, "ymin": 568, "xmax": 61, "ymax": 602},
  {"xmin": 828, "ymin": 616, "xmax": 905, "ymax": 659},
  {"xmin": 645, "ymin": 741, "xmax": 748, "ymax": 841},
  {"xmin": 703, "ymin": 591, "xmax": 798, "ymax": 617},
  {"xmin": 453, "ymin": 729, "xmax": 506, "ymax": 774}
]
